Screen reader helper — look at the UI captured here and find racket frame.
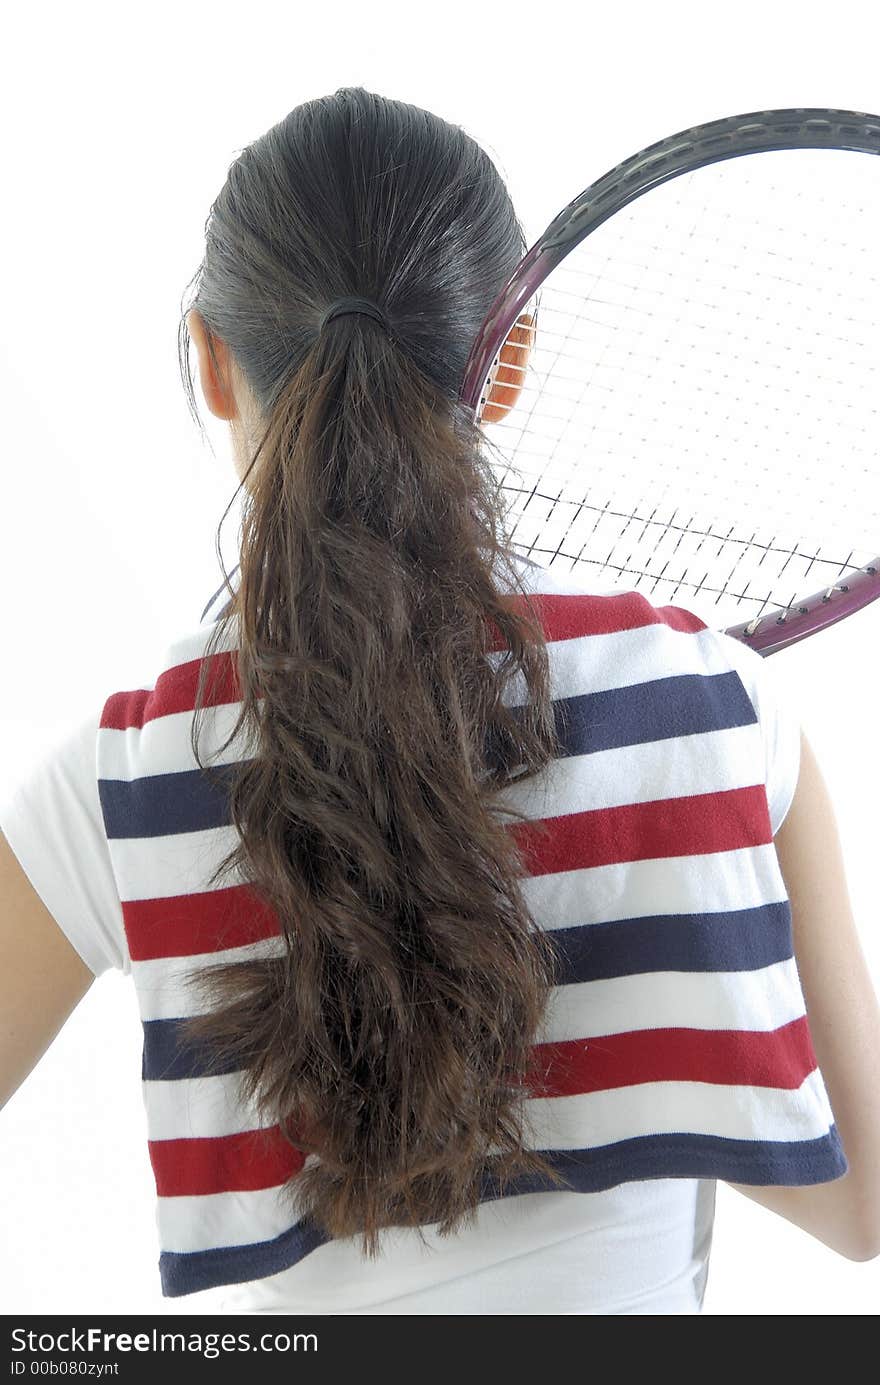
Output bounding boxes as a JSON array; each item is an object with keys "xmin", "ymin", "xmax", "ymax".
[{"xmin": 461, "ymin": 108, "xmax": 880, "ymax": 655}]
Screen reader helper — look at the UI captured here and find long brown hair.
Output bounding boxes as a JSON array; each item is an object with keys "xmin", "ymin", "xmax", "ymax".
[{"xmin": 176, "ymin": 86, "xmax": 569, "ymax": 1256}]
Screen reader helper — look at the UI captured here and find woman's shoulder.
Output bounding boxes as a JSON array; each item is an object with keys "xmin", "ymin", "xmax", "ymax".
[{"xmin": 505, "ymin": 553, "xmax": 734, "ymax": 708}]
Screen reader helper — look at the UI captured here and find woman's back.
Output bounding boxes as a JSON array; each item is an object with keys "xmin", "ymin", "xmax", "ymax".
[
  {"xmin": 218, "ymin": 1179, "xmax": 718, "ymax": 1314},
  {"xmin": 2, "ymin": 546, "xmax": 874, "ymax": 1312},
  {"xmin": 86, "ymin": 552, "xmax": 845, "ymax": 1310}
]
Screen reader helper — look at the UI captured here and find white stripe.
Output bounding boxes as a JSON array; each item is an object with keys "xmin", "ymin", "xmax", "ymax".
[
  {"xmin": 539, "ymin": 957, "xmax": 807, "ymax": 1044},
  {"xmin": 132, "ymin": 935, "xmax": 287, "ymax": 1021},
  {"xmin": 157, "ymin": 1179, "xmax": 311, "ymax": 1255},
  {"xmin": 98, "ymin": 701, "xmax": 256, "ymax": 781},
  {"xmin": 108, "ymin": 823, "xmax": 245, "ymax": 903},
  {"xmin": 144, "ymin": 1071, "xmax": 272, "ymax": 1141},
  {"xmin": 517, "ymin": 1066, "xmax": 836, "ymax": 1154},
  {"xmin": 134, "ymin": 934, "xmax": 803, "ymax": 1039},
  {"xmin": 493, "ymin": 721, "xmax": 764, "ymax": 819},
  {"xmin": 495, "ymin": 620, "xmax": 733, "ymax": 708},
  {"xmin": 520, "ymin": 842, "xmax": 788, "ymax": 930}
]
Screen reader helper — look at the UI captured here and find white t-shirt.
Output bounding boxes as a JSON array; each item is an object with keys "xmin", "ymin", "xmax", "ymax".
[
  {"xmin": 0, "ymin": 708, "xmax": 721, "ymax": 1316},
  {"xmin": 1, "ymin": 556, "xmax": 829, "ymax": 1316}
]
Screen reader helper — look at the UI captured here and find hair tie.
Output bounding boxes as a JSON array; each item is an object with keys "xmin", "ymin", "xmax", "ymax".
[{"xmin": 320, "ymin": 296, "xmax": 390, "ymax": 332}]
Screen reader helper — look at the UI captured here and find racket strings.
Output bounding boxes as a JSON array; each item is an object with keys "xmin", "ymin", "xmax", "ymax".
[
  {"xmin": 502, "ymin": 483, "xmax": 863, "ymax": 597},
  {"xmin": 480, "ymin": 151, "xmax": 880, "ymax": 624}
]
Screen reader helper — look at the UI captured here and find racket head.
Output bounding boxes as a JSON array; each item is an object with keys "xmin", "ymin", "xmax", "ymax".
[{"xmin": 461, "ymin": 109, "xmax": 880, "ymax": 654}]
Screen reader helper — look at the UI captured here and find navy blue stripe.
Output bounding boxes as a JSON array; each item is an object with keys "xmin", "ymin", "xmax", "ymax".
[
  {"xmin": 141, "ymin": 901, "xmax": 796, "ymax": 1083},
  {"xmin": 98, "ymin": 760, "xmax": 237, "ymax": 841},
  {"xmin": 550, "ymin": 669, "xmax": 756, "ymax": 758},
  {"xmin": 141, "ymin": 1017, "xmax": 243, "ymax": 1081},
  {"xmin": 99, "ymin": 670, "xmax": 755, "ymax": 841},
  {"xmin": 158, "ymin": 1127, "xmax": 847, "ymax": 1297},
  {"xmin": 549, "ymin": 901, "xmax": 794, "ymax": 982},
  {"xmin": 161, "ymin": 1210, "xmax": 327, "ymax": 1298}
]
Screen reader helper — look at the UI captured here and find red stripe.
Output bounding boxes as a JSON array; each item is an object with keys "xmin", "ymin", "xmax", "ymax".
[
  {"xmin": 527, "ymin": 1016, "xmax": 818, "ymax": 1097},
  {"xmin": 100, "ymin": 650, "xmax": 243, "ymax": 729},
  {"xmin": 101, "ymin": 592, "xmax": 708, "ymax": 729},
  {"xmin": 100, "ymin": 687, "xmax": 152, "ymax": 731},
  {"xmin": 487, "ymin": 590, "xmax": 707, "ymax": 650},
  {"xmin": 123, "ymin": 882, "xmax": 281, "ymax": 962},
  {"xmin": 148, "ymin": 1124, "xmax": 305, "ymax": 1198},
  {"xmin": 511, "ymin": 783, "xmax": 773, "ymax": 876}
]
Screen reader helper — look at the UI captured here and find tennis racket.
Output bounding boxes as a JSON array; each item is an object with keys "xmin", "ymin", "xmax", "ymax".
[{"xmin": 460, "ymin": 108, "xmax": 880, "ymax": 655}]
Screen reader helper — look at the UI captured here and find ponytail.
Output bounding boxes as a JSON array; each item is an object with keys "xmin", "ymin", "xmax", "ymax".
[{"xmin": 177, "ymin": 86, "xmax": 570, "ymax": 1255}]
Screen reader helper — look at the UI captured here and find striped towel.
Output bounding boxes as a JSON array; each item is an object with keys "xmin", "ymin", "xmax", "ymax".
[{"xmin": 95, "ymin": 553, "xmax": 846, "ymax": 1297}]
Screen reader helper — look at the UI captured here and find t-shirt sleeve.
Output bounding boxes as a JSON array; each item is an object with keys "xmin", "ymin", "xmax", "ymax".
[
  {"xmin": 0, "ymin": 709, "xmax": 130, "ymax": 977},
  {"xmin": 711, "ymin": 630, "xmax": 802, "ymax": 836}
]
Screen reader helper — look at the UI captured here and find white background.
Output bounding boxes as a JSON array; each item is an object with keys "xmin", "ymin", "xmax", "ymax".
[{"xmin": 1, "ymin": 0, "xmax": 878, "ymax": 1316}]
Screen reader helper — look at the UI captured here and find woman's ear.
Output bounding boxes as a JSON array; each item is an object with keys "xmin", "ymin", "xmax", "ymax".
[
  {"xmin": 187, "ymin": 309, "xmax": 239, "ymax": 423},
  {"xmin": 479, "ymin": 313, "xmax": 534, "ymax": 425}
]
